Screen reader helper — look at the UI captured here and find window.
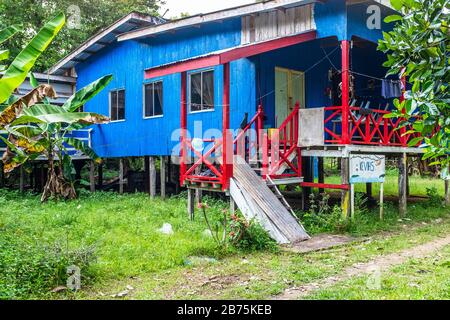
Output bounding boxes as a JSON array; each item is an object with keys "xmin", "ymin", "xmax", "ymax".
[
  {"xmin": 110, "ymin": 89, "xmax": 125, "ymax": 121},
  {"xmin": 144, "ymin": 81, "xmax": 163, "ymax": 118},
  {"xmin": 189, "ymin": 70, "xmax": 214, "ymax": 112}
]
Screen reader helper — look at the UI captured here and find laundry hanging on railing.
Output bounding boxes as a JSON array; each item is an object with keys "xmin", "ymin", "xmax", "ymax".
[{"xmin": 381, "ymin": 79, "xmax": 403, "ymax": 99}]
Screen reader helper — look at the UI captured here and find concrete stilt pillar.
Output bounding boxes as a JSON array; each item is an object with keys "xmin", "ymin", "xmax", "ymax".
[
  {"xmin": 445, "ymin": 179, "xmax": 450, "ymax": 206},
  {"xmin": 398, "ymin": 153, "xmax": 408, "ymax": 217},
  {"xmin": 341, "ymin": 157, "xmax": 351, "ymax": 219}
]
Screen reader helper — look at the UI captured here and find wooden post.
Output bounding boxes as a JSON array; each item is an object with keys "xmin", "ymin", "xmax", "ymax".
[
  {"xmin": 445, "ymin": 179, "xmax": 450, "ymax": 206},
  {"xmin": 149, "ymin": 156, "xmax": 156, "ymax": 198},
  {"xmin": 144, "ymin": 156, "xmax": 150, "ymax": 193},
  {"xmin": 341, "ymin": 157, "xmax": 351, "ymax": 219},
  {"xmin": 180, "ymin": 72, "xmax": 187, "ymax": 187},
  {"xmin": 89, "ymin": 161, "xmax": 95, "ymax": 193},
  {"xmin": 19, "ymin": 166, "xmax": 24, "ymax": 193},
  {"xmin": 301, "ymin": 157, "xmax": 312, "ymax": 210},
  {"xmin": 350, "ymin": 183, "xmax": 355, "ymax": 220},
  {"xmin": 366, "ymin": 183, "xmax": 373, "ymax": 200},
  {"xmin": 98, "ymin": 162, "xmax": 103, "ymax": 189},
  {"xmin": 222, "ymin": 62, "xmax": 232, "ymax": 191},
  {"xmin": 341, "ymin": 40, "xmax": 350, "ymax": 144},
  {"xmin": 230, "ymin": 197, "xmax": 236, "ymax": 214},
  {"xmin": 0, "ymin": 162, "xmax": 4, "ymax": 188},
  {"xmin": 119, "ymin": 158, "xmax": 124, "ymax": 194},
  {"xmin": 160, "ymin": 156, "xmax": 166, "ymax": 200},
  {"xmin": 187, "ymin": 188, "xmax": 195, "ymax": 220},
  {"xmin": 380, "ymin": 182, "xmax": 385, "ymax": 220},
  {"xmin": 318, "ymin": 157, "xmax": 325, "ymax": 194},
  {"xmin": 398, "ymin": 153, "xmax": 408, "ymax": 217},
  {"xmin": 194, "ymin": 166, "xmax": 202, "ymax": 205}
]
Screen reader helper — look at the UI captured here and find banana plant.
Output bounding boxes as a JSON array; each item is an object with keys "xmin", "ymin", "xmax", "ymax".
[
  {"xmin": 1, "ymin": 74, "xmax": 112, "ymax": 201},
  {"xmin": 0, "ymin": 13, "xmax": 113, "ymax": 201}
]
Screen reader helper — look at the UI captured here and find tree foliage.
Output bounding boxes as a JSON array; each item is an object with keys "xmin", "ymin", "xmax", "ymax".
[
  {"xmin": 0, "ymin": 0, "xmax": 162, "ymax": 72},
  {"xmin": 378, "ymin": 0, "xmax": 450, "ymax": 176}
]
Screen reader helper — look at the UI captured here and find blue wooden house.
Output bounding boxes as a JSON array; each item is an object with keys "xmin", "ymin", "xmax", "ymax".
[{"xmin": 48, "ymin": 1, "xmax": 423, "ymax": 243}]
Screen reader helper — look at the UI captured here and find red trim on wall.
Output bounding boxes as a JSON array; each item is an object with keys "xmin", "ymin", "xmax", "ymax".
[{"xmin": 144, "ymin": 31, "xmax": 317, "ymax": 79}]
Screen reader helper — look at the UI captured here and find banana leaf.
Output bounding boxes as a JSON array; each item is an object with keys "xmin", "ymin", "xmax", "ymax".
[
  {"xmin": 63, "ymin": 75, "xmax": 113, "ymax": 112},
  {"xmin": 0, "ymin": 50, "xmax": 9, "ymax": 62},
  {"xmin": 0, "ymin": 84, "xmax": 57, "ymax": 127},
  {"xmin": 0, "ymin": 25, "xmax": 21, "ymax": 45},
  {"xmin": 63, "ymin": 137, "xmax": 101, "ymax": 163},
  {"xmin": 0, "ymin": 13, "xmax": 65, "ymax": 104}
]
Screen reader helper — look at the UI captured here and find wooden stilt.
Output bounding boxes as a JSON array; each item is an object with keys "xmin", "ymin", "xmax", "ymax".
[
  {"xmin": 187, "ymin": 188, "xmax": 195, "ymax": 220},
  {"xmin": 230, "ymin": 197, "xmax": 236, "ymax": 214},
  {"xmin": 149, "ymin": 156, "xmax": 156, "ymax": 198},
  {"xmin": 89, "ymin": 161, "xmax": 95, "ymax": 193},
  {"xmin": 98, "ymin": 162, "xmax": 103, "ymax": 189},
  {"xmin": 144, "ymin": 156, "xmax": 150, "ymax": 193},
  {"xmin": 301, "ymin": 157, "xmax": 312, "ymax": 210},
  {"xmin": 398, "ymin": 153, "xmax": 408, "ymax": 217},
  {"xmin": 318, "ymin": 157, "xmax": 324, "ymax": 194},
  {"xmin": 160, "ymin": 156, "xmax": 166, "ymax": 200},
  {"xmin": 119, "ymin": 159, "xmax": 124, "ymax": 194},
  {"xmin": 380, "ymin": 182, "xmax": 385, "ymax": 220},
  {"xmin": 194, "ymin": 166, "xmax": 202, "ymax": 205},
  {"xmin": 445, "ymin": 179, "xmax": 450, "ymax": 206},
  {"xmin": 366, "ymin": 183, "xmax": 373, "ymax": 200},
  {"xmin": 19, "ymin": 166, "xmax": 24, "ymax": 192},
  {"xmin": 341, "ymin": 157, "xmax": 351, "ymax": 219},
  {"xmin": 0, "ymin": 162, "xmax": 5, "ymax": 188}
]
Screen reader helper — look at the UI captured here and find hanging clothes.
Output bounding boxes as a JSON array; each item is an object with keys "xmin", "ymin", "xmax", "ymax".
[{"xmin": 381, "ymin": 79, "xmax": 402, "ymax": 99}]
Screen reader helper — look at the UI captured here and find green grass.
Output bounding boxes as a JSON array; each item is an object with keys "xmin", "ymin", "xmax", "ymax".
[
  {"xmin": 0, "ymin": 190, "xmax": 226, "ymax": 299},
  {"xmin": 1, "ymin": 172, "xmax": 449, "ymax": 300},
  {"xmin": 305, "ymin": 246, "xmax": 450, "ymax": 300}
]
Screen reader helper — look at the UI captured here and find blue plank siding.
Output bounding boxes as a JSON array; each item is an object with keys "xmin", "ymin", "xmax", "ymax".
[
  {"xmin": 74, "ymin": 1, "xmax": 396, "ymax": 159},
  {"xmin": 76, "ymin": 18, "xmax": 254, "ymax": 158}
]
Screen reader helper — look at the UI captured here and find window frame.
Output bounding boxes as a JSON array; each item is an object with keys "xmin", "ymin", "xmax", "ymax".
[
  {"xmin": 188, "ymin": 68, "xmax": 215, "ymax": 114},
  {"xmin": 109, "ymin": 88, "xmax": 126, "ymax": 122},
  {"xmin": 143, "ymin": 80, "xmax": 164, "ymax": 119}
]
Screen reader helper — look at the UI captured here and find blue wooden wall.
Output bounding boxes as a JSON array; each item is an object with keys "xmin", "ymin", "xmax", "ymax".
[{"xmin": 75, "ymin": 1, "xmax": 396, "ymax": 158}]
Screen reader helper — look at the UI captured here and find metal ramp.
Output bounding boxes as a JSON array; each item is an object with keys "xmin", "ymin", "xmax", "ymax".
[{"xmin": 230, "ymin": 156, "xmax": 310, "ymax": 244}]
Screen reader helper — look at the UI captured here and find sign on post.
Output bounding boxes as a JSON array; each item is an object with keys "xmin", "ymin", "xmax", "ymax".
[
  {"xmin": 350, "ymin": 155, "xmax": 386, "ymax": 184},
  {"xmin": 349, "ymin": 155, "xmax": 386, "ymax": 220}
]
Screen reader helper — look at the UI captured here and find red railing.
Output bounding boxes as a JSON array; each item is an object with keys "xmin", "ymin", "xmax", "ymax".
[
  {"xmin": 262, "ymin": 103, "xmax": 302, "ymax": 179},
  {"xmin": 324, "ymin": 105, "xmax": 420, "ymax": 147}
]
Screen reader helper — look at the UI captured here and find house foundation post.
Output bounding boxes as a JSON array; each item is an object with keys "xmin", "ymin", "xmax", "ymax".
[
  {"xmin": 149, "ymin": 156, "xmax": 156, "ymax": 198},
  {"xmin": 341, "ymin": 157, "xmax": 351, "ymax": 219},
  {"xmin": 187, "ymin": 188, "xmax": 195, "ymax": 221},
  {"xmin": 160, "ymin": 156, "xmax": 167, "ymax": 199},
  {"xmin": 119, "ymin": 158, "xmax": 124, "ymax": 194},
  {"xmin": 398, "ymin": 153, "xmax": 408, "ymax": 217},
  {"xmin": 89, "ymin": 160, "xmax": 95, "ymax": 193}
]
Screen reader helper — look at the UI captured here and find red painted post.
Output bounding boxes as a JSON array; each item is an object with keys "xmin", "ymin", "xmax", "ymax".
[
  {"xmin": 262, "ymin": 132, "xmax": 269, "ymax": 179},
  {"xmin": 222, "ymin": 63, "xmax": 232, "ymax": 190},
  {"xmin": 180, "ymin": 72, "xmax": 187, "ymax": 187},
  {"xmin": 341, "ymin": 40, "xmax": 350, "ymax": 144},
  {"xmin": 400, "ymin": 72, "xmax": 407, "ymax": 146}
]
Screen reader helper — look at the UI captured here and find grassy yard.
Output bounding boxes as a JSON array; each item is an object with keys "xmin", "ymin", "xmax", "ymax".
[{"xmin": 0, "ymin": 173, "xmax": 449, "ymax": 300}]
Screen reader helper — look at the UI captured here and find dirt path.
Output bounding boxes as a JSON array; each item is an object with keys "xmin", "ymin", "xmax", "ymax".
[{"xmin": 275, "ymin": 234, "xmax": 450, "ymax": 300}]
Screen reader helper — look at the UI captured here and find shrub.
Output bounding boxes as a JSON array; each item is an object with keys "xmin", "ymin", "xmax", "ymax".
[{"xmin": 0, "ymin": 232, "xmax": 97, "ymax": 299}]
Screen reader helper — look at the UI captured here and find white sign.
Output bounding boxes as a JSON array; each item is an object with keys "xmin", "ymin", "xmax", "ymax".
[{"xmin": 350, "ymin": 155, "xmax": 386, "ymax": 184}]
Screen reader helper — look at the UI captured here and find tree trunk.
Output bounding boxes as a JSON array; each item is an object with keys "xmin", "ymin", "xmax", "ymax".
[{"xmin": 41, "ymin": 156, "xmax": 77, "ymax": 202}]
